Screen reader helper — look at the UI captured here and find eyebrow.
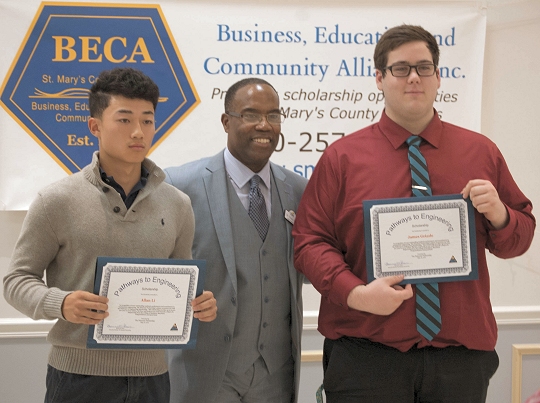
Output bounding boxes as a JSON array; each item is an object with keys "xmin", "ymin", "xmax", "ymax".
[
  {"xmin": 390, "ymin": 59, "xmax": 434, "ymax": 65},
  {"xmin": 115, "ymin": 109, "xmax": 154, "ymax": 115},
  {"xmin": 241, "ymin": 107, "xmax": 281, "ymax": 113}
]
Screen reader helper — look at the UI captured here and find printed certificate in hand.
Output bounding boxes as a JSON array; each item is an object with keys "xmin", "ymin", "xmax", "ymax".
[
  {"xmin": 87, "ymin": 257, "xmax": 206, "ymax": 349},
  {"xmin": 363, "ymin": 194, "xmax": 478, "ymax": 284}
]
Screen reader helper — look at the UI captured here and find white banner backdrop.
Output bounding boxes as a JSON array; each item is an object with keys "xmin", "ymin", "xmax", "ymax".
[{"xmin": 0, "ymin": 0, "xmax": 486, "ymax": 210}]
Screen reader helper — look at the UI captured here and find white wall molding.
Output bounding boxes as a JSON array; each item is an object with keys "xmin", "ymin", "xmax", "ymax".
[
  {"xmin": 0, "ymin": 318, "xmax": 55, "ymax": 338},
  {"xmin": 492, "ymin": 306, "xmax": 540, "ymax": 326},
  {"xmin": 2, "ymin": 306, "xmax": 540, "ymax": 339}
]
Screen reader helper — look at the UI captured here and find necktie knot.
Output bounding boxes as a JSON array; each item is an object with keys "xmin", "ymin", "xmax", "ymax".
[
  {"xmin": 250, "ymin": 175, "xmax": 261, "ymax": 190},
  {"xmin": 406, "ymin": 135, "xmax": 422, "ymax": 148}
]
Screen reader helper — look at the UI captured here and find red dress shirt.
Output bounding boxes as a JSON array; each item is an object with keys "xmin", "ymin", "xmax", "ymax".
[{"xmin": 293, "ymin": 110, "xmax": 535, "ymax": 352}]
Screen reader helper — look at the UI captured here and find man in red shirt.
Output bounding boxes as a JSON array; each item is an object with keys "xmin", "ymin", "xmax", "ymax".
[{"xmin": 293, "ymin": 24, "xmax": 535, "ymax": 403}]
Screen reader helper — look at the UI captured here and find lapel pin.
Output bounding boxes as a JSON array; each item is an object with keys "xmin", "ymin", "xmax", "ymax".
[{"xmin": 284, "ymin": 210, "xmax": 296, "ymax": 225}]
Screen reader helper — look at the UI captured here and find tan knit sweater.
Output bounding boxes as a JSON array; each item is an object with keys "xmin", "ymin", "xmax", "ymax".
[{"xmin": 3, "ymin": 152, "xmax": 194, "ymax": 376}]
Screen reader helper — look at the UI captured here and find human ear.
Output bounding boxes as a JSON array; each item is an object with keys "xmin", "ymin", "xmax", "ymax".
[
  {"xmin": 88, "ymin": 117, "xmax": 101, "ymax": 139},
  {"xmin": 221, "ymin": 113, "xmax": 230, "ymax": 133}
]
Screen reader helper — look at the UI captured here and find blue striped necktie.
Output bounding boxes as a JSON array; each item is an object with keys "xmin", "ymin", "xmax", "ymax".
[
  {"xmin": 406, "ymin": 135, "xmax": 442, "ymax": 341},
  {"xmin": 248, "ymin": 175, "xmax": 269, "ymax": 240}
]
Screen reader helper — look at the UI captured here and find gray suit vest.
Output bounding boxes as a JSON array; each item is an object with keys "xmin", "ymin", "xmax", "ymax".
[{"xmin": 225, "ymin": 174, "xmax": 292, "ymax": 374}]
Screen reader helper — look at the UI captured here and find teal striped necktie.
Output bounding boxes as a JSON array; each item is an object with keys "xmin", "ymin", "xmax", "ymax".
[{"xmin": 406, "ymin": 135, "xmax": 442, "ymax": 341}]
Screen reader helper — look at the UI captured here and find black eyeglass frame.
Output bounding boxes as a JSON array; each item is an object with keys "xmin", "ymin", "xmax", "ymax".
[
  {"xmin": 384, "ymin": 63, "xmax": 437, "ymax": 77},
  {"xmin": 226, "ymin": 111, "xmax": 285, "ymax": 125}
]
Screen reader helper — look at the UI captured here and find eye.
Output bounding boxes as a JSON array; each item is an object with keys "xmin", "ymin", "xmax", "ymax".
[
  {"xmin": 242, "ymin": 113, "xmax": 261, "ymax": 123},
  {"xmin": 393, "ymin": 66, "xmax": 409, "ymax": 74},
  {"xmin": 418, "ymin": 65, "xmax": 432, "ymax": 73},
  {"xmin": 267, "ymin": 114, "xmax": 282, "ymax": 124},
  {"xmin": 118, "ymin": 118, "xmax": 130, "ymax": 123},
  {"xmin": 243, "ymin": 112, "xmax": 258, "ymax": 120}
]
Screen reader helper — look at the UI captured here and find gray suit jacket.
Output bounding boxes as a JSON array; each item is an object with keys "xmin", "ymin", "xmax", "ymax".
[{"xmin": 165, "ymin": 150, "xmax": 307, "ymax": 403}]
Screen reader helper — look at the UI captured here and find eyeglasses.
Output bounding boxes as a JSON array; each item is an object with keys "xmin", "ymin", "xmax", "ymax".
[
  {"xmin": 226, "ymin": 111, "xmax": 285, "ymax": 125},
  {"xmin": 384, "ymin": 64, "xmax": 437, "ymax": 77}
]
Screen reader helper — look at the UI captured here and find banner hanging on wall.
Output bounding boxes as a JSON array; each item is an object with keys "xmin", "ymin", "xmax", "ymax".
[
  {"xmin": 0, "ymin": 0, "xmax": 486, "ymax": 210},
  {"xmin": 1, "ymin": 3, "xmax": 199, "ymax": 174}
]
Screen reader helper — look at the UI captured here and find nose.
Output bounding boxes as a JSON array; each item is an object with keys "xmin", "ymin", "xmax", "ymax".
[
  {"xmin": 131, "ymin": 122, "xmax": 144, "ymax": 138},
  {"xmin": 407, "ymin": 67, "xmax": 421, "ymax": 82}
]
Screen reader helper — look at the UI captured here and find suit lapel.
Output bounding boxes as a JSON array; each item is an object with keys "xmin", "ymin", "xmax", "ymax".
[
  {"xmin": 203, "ymin": 153, "xmax": 238, "ymax": 292},
  {"xmin": 270, "ymin": 163, "xmax": 298, "ymax": 306},
  {"xmin": 271, "ymin": 163, "xmax": 294, "ymax": 213}
]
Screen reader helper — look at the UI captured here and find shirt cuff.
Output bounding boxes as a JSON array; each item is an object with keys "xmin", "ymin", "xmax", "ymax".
[
  {"xmin": 485, "ymin": 204, "xmax": 516, "ymax": 240},
  {"xmin": 328, "ymin": 269, "xmax": 365, "ymax": 308}
]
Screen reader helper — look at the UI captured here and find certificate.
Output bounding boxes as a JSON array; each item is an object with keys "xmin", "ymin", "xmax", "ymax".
[
  {"xmin": 87, "ymin": 257, "xmax": 206, "ymax": 349},
  {"xmin": 363, "ymin": 194, "xmax": 478, "ymax": 284}
]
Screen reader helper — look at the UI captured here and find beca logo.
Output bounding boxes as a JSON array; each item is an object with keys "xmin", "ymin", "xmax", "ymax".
[{"xmin": 0, "ymin": 3, "xmax": 198, "ymax": 173}]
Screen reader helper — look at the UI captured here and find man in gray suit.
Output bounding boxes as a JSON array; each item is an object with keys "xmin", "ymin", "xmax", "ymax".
[{"xmin": 165, "ymin": 78, "xmax": 307, "ymax": 403}]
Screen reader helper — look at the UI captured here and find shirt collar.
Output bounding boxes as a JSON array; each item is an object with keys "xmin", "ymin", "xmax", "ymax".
[
  {"xmin": 224, "ymin": 148, "xmax": 271, "ymax": 189},
  {"xmin": 99, "ymin": 165, "xmax": 149, "ymax": 196},
  {"xmin": 379, "ymin": 108, "xmax": 443, "ymax": 149}
]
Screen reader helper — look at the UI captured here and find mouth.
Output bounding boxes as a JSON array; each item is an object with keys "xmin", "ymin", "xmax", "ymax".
[
  {"xmin": 129, "ymin": 144, "xmax": 146, "ymax": 150},
  {"xmin": 252, "ymin": 138, "xmax": 271, "ymax": 144}
]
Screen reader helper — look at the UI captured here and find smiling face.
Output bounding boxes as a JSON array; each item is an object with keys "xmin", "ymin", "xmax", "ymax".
[
  {"xmin": 376, "ymin": 41, "xmax": 441, "ymax": 133},
  {"xmin": 221, "ymin": 83, "xmax": 281, "ymax": 173},
  {"xmin": 88, "ymin": 95, "xmax": 155, "ymax": 172}
]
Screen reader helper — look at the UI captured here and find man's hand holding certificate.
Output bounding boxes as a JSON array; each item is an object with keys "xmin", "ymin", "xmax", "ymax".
[
  {"xmin": 87, "ymin": 257, "xmax": 207, "ymax": 349},
  {"xmin": 363, "ymin": 194, "xmax": 478, "ymax": 284}
]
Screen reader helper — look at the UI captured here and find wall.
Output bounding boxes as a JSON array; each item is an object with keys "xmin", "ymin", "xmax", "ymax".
[{"xmin": 1, "ymin": 0, "xmax": 539, "ymax": 402}]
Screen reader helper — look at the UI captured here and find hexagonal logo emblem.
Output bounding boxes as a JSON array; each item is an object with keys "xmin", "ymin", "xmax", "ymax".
[{"xmin": 0, "ymin": 3, "xmax": 198, "ymax": 173}]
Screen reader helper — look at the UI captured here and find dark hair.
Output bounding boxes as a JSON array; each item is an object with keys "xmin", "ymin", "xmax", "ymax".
[
  {"xmin": 374, "ymin": 25, "xmax": 440, "ymax": 77},
  {"xmin": 224, "ymin": 77, "xmax": 278, "ymax": 112},
  {"xmin": 89, "ymin": 67, "xmax": 159, "ymax": 118}
]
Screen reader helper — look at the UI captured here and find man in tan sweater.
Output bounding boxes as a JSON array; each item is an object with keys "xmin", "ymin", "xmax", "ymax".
[{"xmin": 3, "ymin": 67, "xmax": 217, "ymax": 403}]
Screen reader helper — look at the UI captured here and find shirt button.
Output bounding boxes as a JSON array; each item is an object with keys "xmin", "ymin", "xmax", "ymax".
[
  {"xmin": 231, "ymin": 297, "xmax": 237, "ymax": 305},
  {"xmin": 264, "ymin": 297, "xmax": 269, "ymax": 303},
  {"xmin": 263, "ymin": 322, "xmax": 268, "ymax": 328},
  {"xmin": 259, "ymin": 344, "xmax": 264, "ymax": 350},
  {"xmin": 113, "ymin": 206, "xmax": 121, "ymax": 213},
  {"xmin": 264, "ymin": 275, "xmax": 269, "ymax": 281},
  {"xmin": 224, "ymin": 335, "xmax": 231, "ymax": 342},
  {"xmin": 102, "ymin": 187, "xmax": 109, "ymax": 193},
  {"xmin": 262, "ymin": 250, "xmax": 267, "ymax": 256}
]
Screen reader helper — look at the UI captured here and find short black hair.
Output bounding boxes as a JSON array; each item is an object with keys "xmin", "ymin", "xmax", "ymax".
[
  {"xmin": 89, "ymin": 67, "xmax": 159, "ymax": 118},
  {"xmin": 224, "ymin": 78, "xmax": 278, "ymax": 112}
]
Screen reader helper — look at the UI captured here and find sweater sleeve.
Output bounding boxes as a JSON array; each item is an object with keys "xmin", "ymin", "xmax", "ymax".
[
  {"xmin": 3, "ymin": 193, "xmax": 70, "ymax": 320},
  {"xmin": 170, "ymin": 191, "xmax": 195, "ymax": 261}
]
